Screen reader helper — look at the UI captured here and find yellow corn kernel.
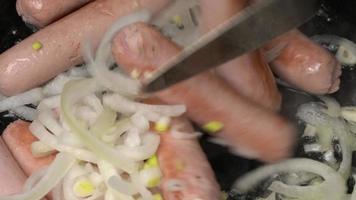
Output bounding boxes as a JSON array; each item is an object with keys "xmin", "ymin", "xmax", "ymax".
[
  {"xmin": 154, "ymin": 117, "xmax": 171, "ymax": 133},
  {"xmin": 32, "ymin": 41, "xmax": 43, "ymax": 51},
  {"xmin": 73, "ymin": 178, "xmax": 95, "ymax": 198},
  {"xmin": 202, "ymin": 121, "xmax": 224, "ymax": 134},
  {"xmin": 143, "ymin": 155, "xmax": 159, "ymax": 169},
  {"xmin": 221, "ymin": 191, "xmax": 228, "ymax": 200},
  {"xmin": 147, "ymin": 177, "xmax": 161, "ymax": 188},
  {"xmin": 153, "ymin": 193, "xmax": 163, "ymax": 200},
  {"xmin": 171, "ymin": 15, "xmax": 183, "ymax": 29}
]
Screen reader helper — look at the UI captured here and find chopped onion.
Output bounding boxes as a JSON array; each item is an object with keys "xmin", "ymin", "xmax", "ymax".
[
  {"xmin": 87, "ymin": 10, "xmax": 151, "ymax": 96},
  {"xmin": 0, "ymin": 88, "xmax": 44, "ymax": 112},
  {"xmin": 0, "ymin": 152, "xmax": 75, "ymax": 200}
]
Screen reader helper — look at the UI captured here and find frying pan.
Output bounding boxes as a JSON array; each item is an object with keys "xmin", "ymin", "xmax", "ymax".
[{"xmin": 1, "ymin": 0, "xmax": 356, "ymax": 198}]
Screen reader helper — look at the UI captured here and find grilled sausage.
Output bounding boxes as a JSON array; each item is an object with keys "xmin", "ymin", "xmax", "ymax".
[
  {"xmin": 0, "ymin": 0, "xmax": 171, "ymax": 96},
  {"xmin": 112, "ymin": 22, "xmax": 296, "ymax": 162},
  {"xmin": 263, "ymin": 29, "xmax": 342, "ymax": 95},
  {"xmin": 2, "ymin": 120, "xmax": 55, "ymax": 176},
  {"xmin": 16, "ymin": 0, "xmax": 93, "ymax": 28}
]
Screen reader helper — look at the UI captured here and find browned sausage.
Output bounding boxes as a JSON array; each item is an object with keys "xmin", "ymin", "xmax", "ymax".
[
  {"xmin": 200, "ymin": 0, "xmax": 281, "ymax": 111},
  {"xmin": 154, "ymin": 116, "xmax": 221, "ymax": 200},
  {"xmin": 0, "ymin": 0, "xmax": 171, "ymax": 96},
  {"xmin": 112, "ymin": 23, "xmax": 296, "ymax": 162},
  {"xmin": 16, "ymin": 0, "xmax": 93, "ymax": 28},
  {"xmin": 0, "ymin": 137, "xmax": 27, "ymax": 195},
  {"xmin": 2, "ymin": 120, "xmax": 55, "ymax": 176},
  {"xmin": 263, "ymin": 29, "xmax": 342, "ymax": 95}
]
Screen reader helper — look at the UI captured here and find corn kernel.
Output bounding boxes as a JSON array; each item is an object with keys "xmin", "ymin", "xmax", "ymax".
[
  {"xmin": 221, "ymin": 191, "xmax": 228, "ymax": 200},
  {"xmin": 73, "ymin": 178, "xmax": 95, "ymax": 198},
  {"xmin": 154, "ymin": 117, "xmax": 171, "ymax": 133},
  {"xmin": 153, "ymin": 193, "xmax": 163, "ymax": 200},
  {"xmin": 32, "ymin": 41, "xmax": 43, "ymax": 51},
  {"xmin": 202, "ymin": 121, "xmax": 224, "ymax": 134},
  {"xmin": 171, "ymin": 15, "xmax": 184, "ymax": 29},
  {"xmin": 143, "ymin": 155, "xmax": 159, "ymax": 169},
  {"xmin": 147, "ymin": 177, "xmax": 161, "ymax": 188}
]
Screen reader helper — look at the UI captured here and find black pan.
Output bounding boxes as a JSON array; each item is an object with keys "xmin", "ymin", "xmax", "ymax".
[{"xmin": 1, "ymin": 0, "xmax": 356, "ymax": 198}]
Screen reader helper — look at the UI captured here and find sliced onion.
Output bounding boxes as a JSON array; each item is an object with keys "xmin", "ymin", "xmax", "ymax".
[
  {"xmin": 101, "ymin": 118, "xmax": 131, "ymax": 143},
  {"xmin": 312, "ymin": 34, "xmax": 356, "ymax": 66},
  {"xmin": 233, "ymin": 158, "xmax": 346, "ymax": 200},
  {"xmin": 60, "ymin": 79, "xmax": 138, "ymax": 173},
  {"xmin": 131, "ymin": 173, "xmax": 154, "ymax": 200},
  {"xmin": 87, "ymin": 10, "xmax": 151, "ymax": 96},
  {"xmin": 97, "ymin": 160, "xmax": 138, "ymax": 196},
  {"xmin": 31, "ymin": 141, "xmax": 56, "ymax": 157},
  {"xmin": 303, "ymin": 144, "xmax": 322, "ymax": 153},
  {"xmin": 43, "ymin": 74, "xmax": 81, "ymax": 96},
  {"xmin": 0, "ymin": 152, "xmax": 76, "ymax": 200},
  {"xmin": 82, "ymin": 94, "xmax": 103, "ymax": 114},
  {"xmin": 38, "ymin": 108, "xmax": 64, "ymax": 136},
  {"xmin": 52, "ymin": 181, "xmax": 63, "ymax": 200},
  {"xmin": 30, "ymin": 120, "xmax": 97, "ymax": 163},
  {"xmin": 0, "ymin": 88, "xmax": 44, "ymax": 112},
  {"xmin": 63, "ymin": 164, "xmax": 88, "ymax": 200},
  {"xmin": 124, "ymin": 128, "xmax": 142, "ymax": 147},
  {"xmin": 38, "ymin": 95, "xmax": 61, "ymax": 110},
  {"xmin": 131, "ymin": 112, "xmax": 150, "ymax": 131},
  {"xmin": 91, "ymin": 107, "xmax": 117, "ymax": 137},
  {"xmin": 116, "ymin": 133, "xmax": 160, "ymax": 161},
  {"xmin": 103, "ymin": 93, "xmax": 186, "ymax": 117},
  {"xmin": 139, "ymin": 167, "xmax": 162, "ymax": 187},
  {"xmin": 11, "ymin": 106, "xmax": 37, "ymax": 121},
  {"xmin": 23, "ymin": 167, "xmax": 48, "ymax": 192},
  {"xmin": 319, "ymin": 96, "xmax": 341, "ymax": 118}
]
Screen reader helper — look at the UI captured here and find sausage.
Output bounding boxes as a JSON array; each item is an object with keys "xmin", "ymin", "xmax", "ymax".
[
  {"xmin": 0, "ymin": 0, "xmax": 171, "ymax": 96},
  {"xmin": 200, "ymin": 0, "xmax": 281, "ymax": 111},
  {"xmin": 2, "ymin": 120, "xmax": 55, "ymax": 176},
  {"xmin": 112, "ymin": 23, "xmax": 296, "ymax": 162},
  {"xmin": 157, "ymin": 118, "xmax": 221, "ymax": 200},
  {"xmin": 263, "ymin": 29, "xmax": 342, "ymax": 95},
  {"xmin": 0, "ymin": 137, "xmax": 27, "ymax": 195},
  {"xmin": 16, "ymin": 0, "xmax": 93, "ymax": 28}
]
